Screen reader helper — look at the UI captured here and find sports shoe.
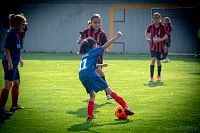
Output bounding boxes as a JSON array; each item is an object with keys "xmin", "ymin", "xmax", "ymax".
[
  {"xmin": 124, "ymin": 107, "xmax": 134, "ymax": 116},
  {"xmin": 0, "ymin": 108, "xmax": 13, "ymax": 117},
  {"xmin": 149, "ymin": 77, "xmax": 153, "ymax": 82},
  {"xmin": 87, "ymin": 115, "xmax": 95, "ymax": 120},
  {"xmin": 157, "ymin": 76, "xmax": 161, "ymax": 81},
  {"xmin": 106, "ymin": 94, "xmax": 112, "ymax": 100},
  {"xmin": 10, "ymin": 105, "xmax": 25, "ymax": 112}
]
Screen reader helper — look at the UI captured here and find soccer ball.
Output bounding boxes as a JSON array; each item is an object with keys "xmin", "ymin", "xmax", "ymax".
[{"xmin": 115, "ymin": 105, "xmax": 128, "ymax": 119}]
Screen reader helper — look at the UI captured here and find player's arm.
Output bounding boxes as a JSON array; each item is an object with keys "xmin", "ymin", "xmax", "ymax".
[
  {"xmin": 77, "ymin": 35, "xmax": 83, "ymax": 44},
  {"xmin": 102, "ymin": 31, "xmax": 122, "ymax": 49},
  {"xmin": 77, "ymin": 31, "xmax": 84, "ymax": 44},
  {"xmin": 96, "ymin": 63, "xmax": 108, "ymax": 68},
  {"xmin": 145, "ymin": 30, "xmax": 151, "ymax": 43},
  {"xmin": 4, "ymin": 48, "xmax": 13, "ymax": 70}
]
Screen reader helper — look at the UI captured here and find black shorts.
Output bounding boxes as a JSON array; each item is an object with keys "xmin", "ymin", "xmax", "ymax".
[
  {"xmin": 150, "ymin": 51, "xmax": 164, "ymax": 60},
  {"xmin": 2, "ymin": 61, "xmax": 20, "ymax": 81},
  {"xmin": 165, "ymin": 42, "xmax": 171, "ymax": 47}
]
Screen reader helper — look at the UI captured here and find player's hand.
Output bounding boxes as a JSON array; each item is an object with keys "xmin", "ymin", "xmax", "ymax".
[
  {"xmin": 8, "ymin": 62, "xmax": 13, "ymax": 70},
  {"xmin": 117, "ymin": 31, "xmax": 122, "ymax": 38},
  {"xmin": 153, "ymin": 37, "xmax": 161, "ymax": 43},
  {"xmin": 115, "ymin": 31, "xmax": 122, "ymax": 39},
  {"xmin": 102, "ymin": 64, "xmax": 108, "ymax": 67},
  {"xmin": 146, "ymin": 38, "xmax": 151, "ymax": 43},
  {"xmin": 20, "ymin": 59, "xmax": 24, "ymax": 67}
]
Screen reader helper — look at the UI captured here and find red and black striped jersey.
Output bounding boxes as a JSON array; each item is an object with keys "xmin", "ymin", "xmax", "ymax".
[
  {"xmin": 80, "ymin": 27, "xmax": 108, "ymax": 46},
  {"xmin": 165, "ymin": 23, "xmax": 172, "ymax": 43},
  {"xmin": 147, "ymin": 22, "xmax": 167, "ymax": 52}
]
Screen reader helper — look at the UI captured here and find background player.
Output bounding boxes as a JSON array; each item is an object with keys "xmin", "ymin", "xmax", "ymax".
[
  {"xmin": 145, "ymin": 12, "xmax": 168, "ymax": 82},
  {"xmin": 163, "ymin": 17, "xmax": 172, "ymax": 62},
  {"xmin": 0, "ymin": 14, "xmax": 27, "ymax": 121}
]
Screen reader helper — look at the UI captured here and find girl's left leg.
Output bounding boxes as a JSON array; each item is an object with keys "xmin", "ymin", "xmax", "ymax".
[
  {"xmin": 87, "ymin": 91, "xmax": 96, "ymax": 119},
  {"xmin": 105, "ymin": 87, "xmax": 134, "ymax": 115},
  {"xmin": 157, "ymin": 59, "xmax": 162, "ymax": 81},
  {"xmin": 10, "ymin": 80, "xmax": 24, "ymax": 111}
]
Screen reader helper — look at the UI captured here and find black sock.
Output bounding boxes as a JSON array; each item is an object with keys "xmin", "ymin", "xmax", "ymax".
[
  {"xmin": 150, "ymin": 65, "xmax": 154, "ymax": 78},
  {"xmin": 165, "ymin": 52, "xmax": 168, "ymax": 58},
  {"xmin": 158, "ymin": 65, "xmax": 162, "ymax": 76}
]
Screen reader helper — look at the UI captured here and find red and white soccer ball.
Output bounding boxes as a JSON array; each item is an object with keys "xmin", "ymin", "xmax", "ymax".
[{"xmin": 115, "ymin": 105, "xmax": 128, "ymax": 119}]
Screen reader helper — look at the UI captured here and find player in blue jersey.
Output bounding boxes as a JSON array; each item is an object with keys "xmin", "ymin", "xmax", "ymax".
[
  {"xmin": 79, "ymin": 31, "xmax": 134, "ymax": 120},
  {"xmin": 0, "ymin": 14, "xmax": 27, "ymax": 123}
]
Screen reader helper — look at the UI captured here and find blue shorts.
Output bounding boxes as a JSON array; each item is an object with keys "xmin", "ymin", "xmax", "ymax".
[
  {"xmin": 79, "ymin": 71, "xmax": 108, "ymax": 93},
  {"xmin": 2, "ymin": 61, "xmax": 20, "ymax": 81}
]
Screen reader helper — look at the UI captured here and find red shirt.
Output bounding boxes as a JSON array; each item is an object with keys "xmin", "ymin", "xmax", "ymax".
[
  {"xmin": 165, "ymin": 23, "xmax": 172, "ymax": 43},
  {"xmin": 147, "ymin": 22, "xmax": 167, "ymax": 52},
  {"xmin": 80, "ymin": 27, "xmax": 108, "ymax": 46},
  {"xmin": 80, "ymin": 27, "xmax": 108, "ymax": 63}
]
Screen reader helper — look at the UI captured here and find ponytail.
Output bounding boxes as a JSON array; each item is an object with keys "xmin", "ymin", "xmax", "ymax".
[{"xmin": 79, "ymin": 37, "xmax": 96, "ymax": 55}]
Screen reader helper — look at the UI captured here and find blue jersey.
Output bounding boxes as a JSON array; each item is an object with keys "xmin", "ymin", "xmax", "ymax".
[
  {"xmin": 79, "ymin": 47, "xmax": 104, "ymax": 80},
  {"xmin": 2, "ymin": 29, "xmax": 23, "ymax": 66}
]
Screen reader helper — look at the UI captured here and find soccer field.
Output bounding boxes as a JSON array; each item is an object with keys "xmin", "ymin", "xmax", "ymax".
[{"xmin": 0, "ymin": 53, "xmax": 200, "ymax": 133}]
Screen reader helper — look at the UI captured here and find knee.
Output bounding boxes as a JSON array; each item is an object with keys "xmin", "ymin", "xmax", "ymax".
[
  {"xmin": 13, "ymin": 80, "xmax": 20, "ymax": 88},
  {"xmin": 157, "ymin": 60, "xmax": 161, "ymax": 66},
  {"xmin": 90, "ymin": 93, "xmax": 96, "ymax": 101},
  {"xmin": 151, "ymin": 58, "xmax": 156, "ymax": 64},
  {"xmin": 4, "ymin": 82, "xmax": 12, "ymax": 90},
  {"xmin": 13, "ymin": 83, "xmax": 19, "ymax": 88}
]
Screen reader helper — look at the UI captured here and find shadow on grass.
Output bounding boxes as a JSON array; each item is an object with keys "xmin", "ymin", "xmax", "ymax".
[
  {"xmin": 144, "ymin": 81, "xmax": 165, "ymax": 87},
  {"xmin": 66, "ymin": 101, "xmax": 113, "ymax": 118},
  {"xmin": 67, "ymin": 119, "xmax": 131, "ymax": 132}
]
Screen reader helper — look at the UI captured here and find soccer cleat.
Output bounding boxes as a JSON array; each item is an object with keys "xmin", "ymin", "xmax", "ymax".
[
  {"xmin": 157, "ymin": 76, "xmax": 161, "ymax": 81},
  {"xmin": 166, "ymin": 58, "xmax": 170, "ymax": 62},
  {"xmin": 124, "ymin": 107, "xmax": 134, "ymax": 116},
  {"xmin": 87, "ymin": 115, "xmax": 95, "ymax": 120},
  {"xmin": 149, "ymin": 77, "xmax": 154, "ymax": 82},
  {"xmin": 10, "ymin": 105, "xmax": 25, "ymax": 112},
  {"xmin": 106, "ymin": 94, "xmax": 112, "ymax": 100},
  {"xmin": 0, "ymin": 108, "xmax": 13, "ymax": 117}
]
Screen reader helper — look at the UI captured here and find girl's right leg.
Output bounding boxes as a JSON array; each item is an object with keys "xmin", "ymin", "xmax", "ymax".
[
  {"xmin": 105, "ymin": 87, "xmax": 134, "ymax": 116},
  {"xmin": 149, "ymin": 57, "xmax": 156, "ymax": 82},
  {"xmin": 0, "ymin": 80, "xmax": 13, "ymax": 116},
  {"xmin": 87, "ymin": 91, "xmax": 96, "ymax": 119}
]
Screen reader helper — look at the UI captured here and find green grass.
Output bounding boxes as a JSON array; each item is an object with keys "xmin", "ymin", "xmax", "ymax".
[{"xmin": 0, "ymin": 53, "xmax": 200, "ymax": 133}]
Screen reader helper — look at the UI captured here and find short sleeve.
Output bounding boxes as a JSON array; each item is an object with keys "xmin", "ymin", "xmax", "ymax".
[
  {"xmin": 146, "ymin": 25, "xmax": 152, "ymax": 33},
  {"xmin": 100, "ymin": 32, "xmax": 108, "ymax": 46},
  {"xmin": 4, "ymin": 32, "xmax": 15, "ymax": 49},
  {"xmin": 162, "ymin": 24, "xmax": 167, "ymax": 35}
]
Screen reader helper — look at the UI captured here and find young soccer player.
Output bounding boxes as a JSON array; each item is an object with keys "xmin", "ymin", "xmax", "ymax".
[
  {"xmin": 77, "ymin": 14, "xmax": 112, "ymax": 100},
  {"xmin": 145, "ymin": 12, "xmax": 168, "ymax": 82},
  {"xmin": 79, "ymin": 31, "xmax": 134, "ymax": 120},
  {"xmin": 163, "ymin": 17, "xmax": 172, "ymax": 62},
  {"xmin": 0, "ymin": 14, "xmax": 27, "ymax": 119}
]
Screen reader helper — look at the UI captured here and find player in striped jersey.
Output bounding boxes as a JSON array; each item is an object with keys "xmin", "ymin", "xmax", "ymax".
[
  {"xmin": 77, "ymin": 14, "xmax": 112, "ymax": 99},
  {"xmin": 145, "ymin": 12, "xmax": 168, "ymax": 82},
  {"xmin": 163, "ymin": 17, "xmax": 173, "ymax": 62}
]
